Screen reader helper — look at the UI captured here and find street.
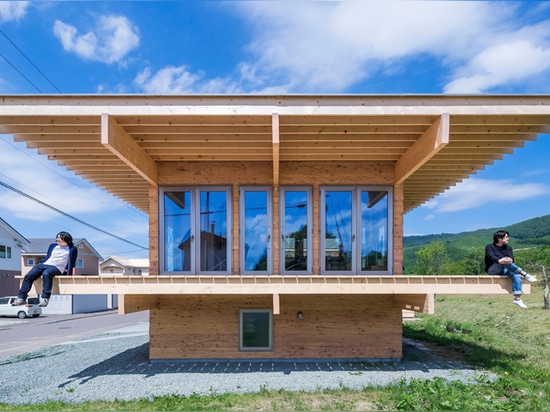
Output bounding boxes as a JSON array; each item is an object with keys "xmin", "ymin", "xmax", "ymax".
[{"xmin": 0, "ymin": 309, "xmax": 149, "ymax": 359}]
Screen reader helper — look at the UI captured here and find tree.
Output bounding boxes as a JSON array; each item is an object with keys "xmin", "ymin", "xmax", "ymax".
[
  {"xmin": 414, "ymin": 241, "xmax": 450, "ymax": 275},
  {"xmin": 460, "ymin": 248, "xmax": 485, "ymax": 275}
]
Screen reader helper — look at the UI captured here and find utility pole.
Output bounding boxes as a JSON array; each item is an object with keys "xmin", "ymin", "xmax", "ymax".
[{"xmin": 542, "ymin": 265, "xmax": 549, "ymax": 310}]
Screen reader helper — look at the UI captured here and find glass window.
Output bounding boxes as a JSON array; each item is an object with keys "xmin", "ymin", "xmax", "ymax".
[
  {"xmin": 239, "ymin": 309, "xmax": 273, "ymax": 351},
  {"xmin": 240, "ymin": 187, "xmax": 272, "ymax": 274},
  {"xmin": 281, "ymin": 188, "xmax": 312, "ymax": 274},
  {"xmin": 160, "ymin": 187, "xmax": 231, "ymax": 274},
  {"xmin": 360, "ymin": 191, "xmax": 389, "ymax": 272},
  {"xmin": 76, "ymin": 258, "xmax": 84, "ymax": 269},
  {"xmin": 0, "ymin": 245, "xmax": 5, "ymax": 259},
  {"xmin": 321, "ymin": 186, "xmax": 392, "ymax": 275},
  {"xmin": 198, "ymin": 190, "xmax": 229, "ymax": 273},
  {"xmin": 27, "ymin": 258, "xmax": 34, "ymax": 266},
  {"xmin": 322, "ymin": 189, "xmax": 354, "ymax": 273},
  {"xmin": 163, "ymin": 190, "xmax": 192, "ymax": 272}
]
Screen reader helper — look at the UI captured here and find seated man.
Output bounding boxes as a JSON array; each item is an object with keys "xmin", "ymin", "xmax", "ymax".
[{"xmin": 485, "ymin": 230, "xmax": 537, "ymax": 308}]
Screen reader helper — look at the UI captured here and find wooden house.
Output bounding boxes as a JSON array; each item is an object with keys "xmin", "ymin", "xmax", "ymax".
[{"xmin": 1, "ymin": 94, "xmax": 547, "ymax": 361}]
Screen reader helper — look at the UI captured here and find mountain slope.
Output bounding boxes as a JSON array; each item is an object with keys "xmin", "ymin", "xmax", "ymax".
[{"xmin": 403, "ymin": 215, "xmax": 550, "ymax": 270}]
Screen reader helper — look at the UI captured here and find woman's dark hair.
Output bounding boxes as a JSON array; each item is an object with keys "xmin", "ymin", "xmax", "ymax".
[
  {"xmin": 493, "ymin": 230, "xmax": 509, "ymax": 244},
  {"xmin": 57, "ymin": 231, "xmax": 74, "ymax": 247}
]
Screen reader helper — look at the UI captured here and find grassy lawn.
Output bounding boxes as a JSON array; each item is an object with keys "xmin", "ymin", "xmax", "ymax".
[{"xmin": 1, "ymin": 285, "xmax": 549, "ymax": 411}]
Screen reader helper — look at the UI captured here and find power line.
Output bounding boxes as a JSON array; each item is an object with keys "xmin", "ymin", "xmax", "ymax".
[
  {"xmin": 0, "ymin": 180, "xmax": 148, "ymax": 250},
  {"xmin": 0, "ymin": 136, "xmax": 147, "ymax": 228},
  {"xmin": 0, "ymin": 52, "xmax": 43, "ymax": 93},
  {"xmin": 0, "ymin": 29, "xmax": 62, "ymax": 93}
]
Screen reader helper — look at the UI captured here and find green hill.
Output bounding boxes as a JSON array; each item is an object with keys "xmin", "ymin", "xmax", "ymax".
[{"xmin": 403, "ymin": 214, "xmax": 550, "ymax": 272}]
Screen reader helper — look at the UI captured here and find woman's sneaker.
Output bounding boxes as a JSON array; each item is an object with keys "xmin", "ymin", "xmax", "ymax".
[
  {"xmin": 524, "ymin": 274, "xmax": 537, "ymax": 282},
  {"xmin": 11, "ymin": 298, "xmax": 26, "ymax": 306},
  {"xmin": 39, "ymin": 298, "xmax": 49, "ymax": 307}
]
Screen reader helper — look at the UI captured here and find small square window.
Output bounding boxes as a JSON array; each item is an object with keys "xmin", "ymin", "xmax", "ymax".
[
  {"xmin": 239, "ymin": 309, "xmax": 273, "ymax": 351},
  {"xmin": 27, "ymin": 258, "xmax": 35, "ymax": 266}
]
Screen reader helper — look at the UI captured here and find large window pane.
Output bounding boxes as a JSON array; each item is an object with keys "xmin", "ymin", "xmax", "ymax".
[
  {"xmin": 243, "ymin": 190, "xmax": 269, "ymax": 272},
  {"xmin": 360, "ymin": 191, "xmax": 388, "ymax": 271},
  {"xmin": 163, "ymin": 191, "xmax": 191, "ymax": 272},
  {"xmin": 283, "ymin": 190, "xmax": 309, "ymax": 272},
  {"xmin": 324, "ymin": 191, "xmax": 353, "ymax": 272},
  {"xmin": 199, "ymin": 190, "xmax": 228, "ymax": 272}
]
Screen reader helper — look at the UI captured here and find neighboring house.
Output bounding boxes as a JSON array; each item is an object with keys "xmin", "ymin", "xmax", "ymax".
[
  {"xmin": 0, "ymin": 218, "xmax": 30, "ymax": 296},
  {"xmin": 21, "ymin": 238, "xmax": 111, "ymax": 314},
  {"xmin": 1, "ymin": 95, "xmax": 547, "ymax": 362},
  {"xmin": 100, "ymin": 256, "xmax": 149, "ymax": 276}
]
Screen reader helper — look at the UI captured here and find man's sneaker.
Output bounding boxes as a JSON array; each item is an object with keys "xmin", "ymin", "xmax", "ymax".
[
  {"xmin": 11, "ymin": 298, "xmax": 26, "ymax": 306},
  {"xmin": 39, "ymin": 298, "xmax": 49, "ymax": 307},
  {"xmin": 524, "ymin": 274, "xmax": 537, "ymax": 282},
  {"xmin": 513, "ymin": 299, "xmax": 528, "ymax": 309}
]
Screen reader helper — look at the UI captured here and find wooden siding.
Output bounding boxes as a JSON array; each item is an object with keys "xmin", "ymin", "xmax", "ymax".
[{"xmin": 148, "ymin": 294, "xmax": 403, "ymax": 360}]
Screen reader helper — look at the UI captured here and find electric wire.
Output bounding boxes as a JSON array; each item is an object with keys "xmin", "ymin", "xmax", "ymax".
[
  {"xmin": 0, "ymin": 52, "xmax": 42, "ymax": 93},
  {"xmin": 0, "ymin": 136, "xmax": 147, "ymax": 227},
  {"xmin": 0, "ymin": 29, "xmax": 62, "ymax": 93},
  {"xmin": 0, "ymin": 180, "xmax": 148, "ymax": 250}
]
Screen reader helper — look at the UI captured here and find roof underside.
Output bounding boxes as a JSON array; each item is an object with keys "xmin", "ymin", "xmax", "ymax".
[{"xmin": 1, "ymin": 95, "xmax": 549, "ymax": 214}]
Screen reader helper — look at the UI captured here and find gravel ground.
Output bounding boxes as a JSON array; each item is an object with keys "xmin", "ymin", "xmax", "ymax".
[{"xmin": 0, "ymin": 323, "xmax": 495, "ymax": 406}]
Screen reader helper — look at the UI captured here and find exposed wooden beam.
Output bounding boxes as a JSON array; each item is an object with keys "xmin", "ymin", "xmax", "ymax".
[
  {"xmin": 101, "ymin": 113, "xmax": 158, "ymax": 185},
  {"xmin": 273, "ymin": 293, "xmax": 280, "ymax": 315},
  {"xmin": 394, "ymin": 113, "xmax": 450, "ymax": 185},
  {"xmin": 272, "ymin": 113, "xmax": 280, "ymax": 187}
]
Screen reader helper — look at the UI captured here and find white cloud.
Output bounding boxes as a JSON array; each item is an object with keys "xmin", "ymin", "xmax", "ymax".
[
  {"xmin": 0, "ymin": 138, "xmax": 124, "ymax": 221},
  {"xmin": 424, "ymin": 178, "xmax": 550, "ymax": 213},
  {"xmin": 445, "ymin": 37, "xmax": 550, "ymax": 93},
  {"xmin": 134, "ymin": 65, "xmax": 242, "ymax": 94},
  {"xmin": 223, "ymin": 1, "xmax": 550, "ymax": 93},
  {"xmin": 53, "ymin": 15, "xmax": 139, "ymax": 64},
  {"xmin": 0, "ymin": 1, "xmax": 28, "ymax": 22}
]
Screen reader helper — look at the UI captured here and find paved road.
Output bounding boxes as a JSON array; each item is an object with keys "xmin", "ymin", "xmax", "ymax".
[{"xmin": 0, "ymin": 309, "xmax": 149, "ymax": 359}]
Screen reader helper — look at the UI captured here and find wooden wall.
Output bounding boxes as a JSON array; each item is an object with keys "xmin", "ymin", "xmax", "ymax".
[
  {"xmin": 149, "ymin": 294, "xmax": 403, "ymax": 360},
  {"xmin": 150, "ymin": 160, "xmax": 400, "ymax": 276}
]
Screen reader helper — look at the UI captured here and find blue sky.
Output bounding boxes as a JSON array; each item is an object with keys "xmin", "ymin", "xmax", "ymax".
[{"xmin": 1, "ymin": 1, "xmax": 550, "ymax": 259}]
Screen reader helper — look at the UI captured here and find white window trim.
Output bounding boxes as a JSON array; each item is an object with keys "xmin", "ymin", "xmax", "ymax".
[
  {"xmin": 239, "ymin": 186, "xmax": 272, "ymax": 275},
  {"xmin": 239, "ymin": 308, "xmax": 273, "ymax": 351}
]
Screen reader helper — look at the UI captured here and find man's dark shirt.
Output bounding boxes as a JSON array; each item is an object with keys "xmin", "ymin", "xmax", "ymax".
[{"xmin": 484, "ymin": 243, "xmax": 514, "ymax": 273}]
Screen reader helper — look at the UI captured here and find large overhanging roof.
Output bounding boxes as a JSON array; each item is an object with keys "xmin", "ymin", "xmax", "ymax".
[{"xmin": 1, "ymin": 94, "xmax": 549, "ymax": 214}]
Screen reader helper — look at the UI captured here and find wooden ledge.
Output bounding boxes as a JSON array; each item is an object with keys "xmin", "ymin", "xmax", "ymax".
[{"xmin": 27, "ymin": 275, "xmax": 527, "ymax": 295}]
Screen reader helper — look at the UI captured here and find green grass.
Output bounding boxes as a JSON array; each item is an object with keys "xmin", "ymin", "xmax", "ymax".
[{"xmin": 1, "ymin": 286, "xmax": 549, "ymax": 411}]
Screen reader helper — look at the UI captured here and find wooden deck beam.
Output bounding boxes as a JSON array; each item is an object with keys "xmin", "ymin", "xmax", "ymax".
[{"xmin": 29, "ymin": 275, "xmax": 529, "ymax": 295}]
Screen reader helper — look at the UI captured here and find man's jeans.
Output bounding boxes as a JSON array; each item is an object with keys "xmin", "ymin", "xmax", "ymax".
[
  {"xmin": 487, "ymin": 263, "xmax": 523, "ymax": 295},
  {"xmin": 18, "ymin": 264, "xmax": 62, "ymax": 300}
]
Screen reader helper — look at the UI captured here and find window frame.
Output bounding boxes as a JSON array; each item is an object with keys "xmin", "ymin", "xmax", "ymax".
[
  {"xmin": 239, "ymin": 308, "xmax": 273, "ymax": 351},
  {"xmin": 320, "ymin": 185, "xmax": 393, "ymax": 275},
  {"xmin": 159, "ymin": 186, "xmax": 232, "ymax": 275},
  {"xmin": 239, "ymin": 186, "xmax": 273, "ymax": 275},
  {"xmin": 280, "ymin": 186, "xmax": 313, "ymax": 275}
]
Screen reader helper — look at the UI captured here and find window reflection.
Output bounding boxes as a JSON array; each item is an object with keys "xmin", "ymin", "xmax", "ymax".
[
  {"xmin": 324, "ymin": 191, "xmax": 353, "ymax": 272},
  {"xmin": 283, "ymin": 190, "xmax": 309, "ymax": 272},
  {"xmin": 243, "ymin": 190, "xmax": 269, "ymax": 272},
  {"xmin": 360, "ymin": 191, "xmax": 388, "ymax": 271}
]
